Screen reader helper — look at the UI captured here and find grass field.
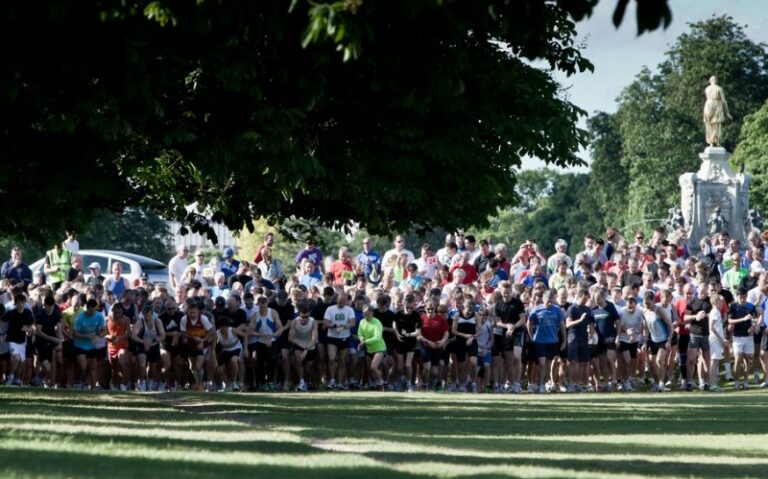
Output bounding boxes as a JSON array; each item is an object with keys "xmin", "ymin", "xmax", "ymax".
[{"xmin": 2, "ymin": 388, "xmax": 768, "ymax": 478}]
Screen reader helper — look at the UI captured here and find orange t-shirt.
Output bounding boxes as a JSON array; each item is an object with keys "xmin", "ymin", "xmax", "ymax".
[{"xmin": 107, "ymin": 317, "xmax": 129, "ymax": 353}]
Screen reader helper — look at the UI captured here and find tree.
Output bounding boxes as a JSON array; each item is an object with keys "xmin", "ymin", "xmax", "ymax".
[
  {"xmin": 582, "ymin": 111, "xmax": 628, "ymax": 232},
  {"xmin": 2, "ymin": 0, "xmax": 678, "ymax": 248},
  {"xmin": 732, "ymin": 99, "xmax": 768, "ymax": 215},
  {"xmin": 611, "ymin": 16, "xmax": 768, "ymax": 225},
  {"xmin": 79, "ymin": 209, "xmax": 173, "ymax": 260},
  {"xmin": 472, "ymin": 169, "xmax": 594, "ymax": 254}
]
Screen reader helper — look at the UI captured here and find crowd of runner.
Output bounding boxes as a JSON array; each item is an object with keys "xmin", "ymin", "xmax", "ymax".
[{"xmin": 2, "ymin": 226, "xmax": 768, "ymax": 394}]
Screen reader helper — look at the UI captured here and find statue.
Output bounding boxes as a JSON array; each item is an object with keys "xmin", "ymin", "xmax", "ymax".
[
  {"xmin": 707, "ymin": 207, "xmax": 728, "ymax": 235},
  {"xmin": 664, "ymin": 207, "xmax": 685, "ymax": 233},
  {"xmin": 747, "ymin": 209, "xmax": 763, "ymax": 232},
  {"xmin": 703, "ymin": 76, "xmax": 732, "ymax": 147}
]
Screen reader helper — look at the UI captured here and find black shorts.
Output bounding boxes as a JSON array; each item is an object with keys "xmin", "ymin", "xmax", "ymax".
[
  {"xmin": 185, "ymin": 341, "xmax": 208, "ymax": 357},
  {"xmin": 648, "ymin": 339, "xmax": 668, "ymax": 355},
  {"xmin": 290, "ymin": 345, "xmax": 317, "ymax": 362},
  {"xmin": 218, "ymin": 347, "xmax": 242, "ymax": 365},
  {"xmin": 25, "ymin": 338, "xmax": 35, "ymax": 359},
  {"xmin": 503, "ymin": 332, "xmax": 526, "ymax": 351},
  {"xmin": 589, "ymin": 344, "xmax": 601, "ymax": 359},
  {"xmin": 276, "ymin": 336, "xmax": 290, "ymax": 351},
  {"xmin": 455, "ymin": 339, "xmax": 479, "ymax": 363},
  {"xmin": 396, "ymin": 338, "xmax": 418, "ymax": 355},
  {"xmin": 567, "ymin": 338, "xmax": 589, "ymax": 363},
  {"xmin": 599, "ymin": 340, "xmax": 617, "ymax": 354},
  {"xmin": 0, "ymin": 351, "xmax": 10, "ymax": 361},
  {"xmin": 671, "ymin": 332, "xmax": 679, "ymax": 347},
  {"xmin": 162, "ymin": 342, "xmax": 183, "ymax": 357},
  {"xmin": 525, "ymin": 341, "xmax": 537, "ymax": 363},
  {"xmin": 136, "ymin": 344, "xmax": 162, "ymax": 363},
  {"xmin": 688, "ymin": 334, "xmax": 709, "ymax": 352},
  {"xmin": 677, "ymin": 334, "xmax": 690, "ymax": 354},
  {"xmin": 619, "ymin": 341, "xmax": 639, "ymax": 359},
  {"xmin": 35, "ymin": 341, "xmax": 56, "ymax": 362},
  {"xmin": 75, "ymin": 347, "xmax": 103, "ymax": 359},
  {"xmin": 492, "ymin": 335, "xmax": 504, "ymax": 356},
  {"xmin": 420, "ymin": 344, "xmax": 444, "ymax": 365},
  {"xmin": 326, "ymin": 337, "xmax": 349, "ymax": 350},
  {"xmin": 128, "ymin": 339, "xmax": 142, "ymax": 355},
  {"xmin": 534, "ymin": 342, "xmax": 559, "ymax": 360},
  {"xmin": 445, "ymin": 338, "xmax": 460, "ymax": 355},
  {"xmin": 62, "ymin": 341, "xmax": 77, "ymax": 362}
]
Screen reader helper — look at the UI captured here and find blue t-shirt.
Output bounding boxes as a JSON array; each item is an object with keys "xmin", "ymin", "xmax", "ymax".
[
  {"xmin": 529, "ymin": 305, "xmax": 564, "ymax": 344},
  {"xmin": 73, "ymin": 311, "xmax": 106, "ymax": 350}
]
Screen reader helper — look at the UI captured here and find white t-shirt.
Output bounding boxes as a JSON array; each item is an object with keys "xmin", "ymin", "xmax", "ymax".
[
  {"xmin": 382, "ymin": 248, "xmax": 415, "ymax": 268},
  {"xmin": 63, "ymin": 240, "xmax": 79, "ymax": 254},
  {"xmin": 168, "ymin": 255, "xmax": 188, "ymax": 288},
  {"xmin": 323, "ymin": 305, "xmax": 355, "ymax": 339}
]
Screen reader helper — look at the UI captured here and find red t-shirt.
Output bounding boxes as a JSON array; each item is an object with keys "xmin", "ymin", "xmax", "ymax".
[
  {"xmin": 420, "ymin": 313, "xmax": 448, "ymax": 342},
  {"xmin": 330, "ymin": 259, "xmax": 353, "ymax": 285},
  {"xmin": 449, "ymin": 263, "xmax": 478, "ymax": 284},
  {"xmin": 674, "ymin": 298, "xmax": 690, "ymax": 335}
]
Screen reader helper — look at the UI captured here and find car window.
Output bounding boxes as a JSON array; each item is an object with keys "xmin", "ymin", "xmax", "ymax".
[
  {"xmin": 82, "ymin": 255, "xmax": 108, "ymax": 274},
  {"xmin": 140, "ymin": 262, "xmax": 167, "ymax": 272},
  {"xmin": 109, "ymin": 259, "xmax": 132, "ymax": 275}
]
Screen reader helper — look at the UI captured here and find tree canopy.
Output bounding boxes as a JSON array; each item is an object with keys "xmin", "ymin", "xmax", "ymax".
[
  {"xmin": 1, "ymin": 0, "xmax": 675, "ymax": 247},
  {"xmin": 584, "ymin": 15, "xmax": 768, "ymax": 230},
  {"xmin": 732, "ymin": 99, "xmax": 768, "ymax": 215}
]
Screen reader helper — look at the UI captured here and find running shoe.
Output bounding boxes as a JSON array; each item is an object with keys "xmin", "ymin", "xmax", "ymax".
[
  {"xmin": 470, "ymin": 382, "xmax": 478, "ymax": 393},
  {"xmin": 297, "ymin": 379, "xmax": 308, "ymax": 392}
]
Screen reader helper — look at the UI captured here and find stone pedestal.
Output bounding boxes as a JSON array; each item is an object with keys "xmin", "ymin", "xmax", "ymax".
[{"xmin": 679, "ymin": 147, "xmax": 750, "ymax": 252}]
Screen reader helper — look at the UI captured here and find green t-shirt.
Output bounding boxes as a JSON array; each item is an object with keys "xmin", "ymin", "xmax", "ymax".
[
  {"xmin": 722, "ymin": 268, "xmax": 748, "ymax": 291},
  {"xmin": 358, "ymin": 317, "xmax": 386, "ymax": 353}
]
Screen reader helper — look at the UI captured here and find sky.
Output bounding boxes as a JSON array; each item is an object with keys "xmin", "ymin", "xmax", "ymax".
[{"xmin": 521, "ymin": 0, "xmax": 768, "ymax": 171}]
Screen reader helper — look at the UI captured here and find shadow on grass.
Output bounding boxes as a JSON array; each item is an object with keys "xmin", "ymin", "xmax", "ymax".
[{"xmin": 0, "ymin": 448, "xmax": 420, "ymax": 479}]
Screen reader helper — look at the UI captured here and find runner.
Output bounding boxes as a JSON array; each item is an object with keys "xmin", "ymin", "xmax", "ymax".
[
  {"xmin": 105, "ymin": 302, "xmax": 130, "ymax": 391},
  {"xmin": 417, "ymin": 300, "xmax": 449, "ymax": 390},
  {"xmin": 289, "ymin": 303, "xmax": 317, "ymax": 391},
  {"xmin": 323, "ymin": 292, "xmax": 355, "ymax": 389},
  {"xmin": 249, "ymin": 296, "xmax": 283, "ymax": 391},
  {"xmin": 617, "ymin": 296, "xmax": 643, "ymax": 391},
  {"xmin": 591, "ymin": 286, "xmax": 620, "ymax": 391},
  {"xmin": 708, "ymin": 293, "xmax": 727, "ymax": 392},
  {"xmin": 394, "ymin": 293, "xmax": 421, "ymax": 392},
  {"xmin": 452, "ymin": 294, "xmax": 479, "ymax": 392},
  {"xmin": 357, "ymin": 304, "xmax": 386, "ymax": 390},
  {"xmin": 642, "ymin": 290, "xmax": 673, "ymax": 392},
  {"xmin": 34, "ymin": 295, "xmax": 62, "ymax": 388},
  {"xmin": 565, "ymin": 289, "xmax": 594, "ymax": 392},
  {"xmin": 527, "ymin": 289, "xmax": 566, "ymax": 393},
  {"xmin": 494, "ymin": 281, "xmax": 527, "ymax": 393},
  {"xmin": 158, "ymin": 298, "xmax": 184, "ymax": 391},
  {"xmin": 180, "ymin": 299, "xmax": 215, "ymax": 391},
  {"xmin": 215, "ymin": 316, "xmax": 243, "ymax": 392},
  {"xmin": 72, "ymin": 298, "xmax": 106, "ymax": 390},
  {"xmin": 2, "ymin": 294, "xmax": 34, "ymax": 386},
  {"xmin": 131, "ymin": 304, "xmax": 165, "ymax": 391},
  {"xmin": 728, "ymin": 287, "xmax": 758, "ymax": 390},
  {"xmin": 683, "ymin": 282, "xmax": 712, "ymax": 391}
]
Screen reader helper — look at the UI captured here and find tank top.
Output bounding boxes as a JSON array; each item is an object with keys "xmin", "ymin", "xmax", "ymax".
[
  {"xmin": 253, "ymin": 309, "xmax": 277, "ymax": 345},
  {"xmin": 294, "ymin": 318, "xmax": 315, "ymax": 349},
  {"xmin": 107, "ymin": 277, "xmax": 127, "ymax": 299},
  {"xmin": 107, "ymin": 317, "xmax": 128, "ymax": 350},
  {"xmin": 185, "ymin": 315, "xmax": 208, "ymax": 344},
  {"xmin": 709, "ymin": 308, "xmax": 724, "ymax": 339},
  {"xmin": 456, "ymin": 313, "xmax": 477, "ymax": 336},
  {"xmin": 217, "ymin": 327, "xmax": 241, "ymax": 351},
  {"xmin": 139, "ymin": 316, "xmax": 159, "ymax": 345}
]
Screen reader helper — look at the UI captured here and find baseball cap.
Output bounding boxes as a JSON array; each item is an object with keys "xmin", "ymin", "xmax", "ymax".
[
  {"xmin": 223, "ymin": 247, "xmax": 234, "ymax": 258},
  {"xmin": 88, "ymin": 262, "xmax": 101, "ymax": 270},
  {"xmin": 750, "ymin": 261, "xmax": 764, "ymax": 273}
]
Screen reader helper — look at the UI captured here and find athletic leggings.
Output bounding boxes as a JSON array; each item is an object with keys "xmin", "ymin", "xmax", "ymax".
[{"xmin": 255, "ymin": 342, "xmax": 276, "ymax": 385}]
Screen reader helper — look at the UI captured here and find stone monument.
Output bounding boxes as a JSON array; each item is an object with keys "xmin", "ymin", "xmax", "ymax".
[
  {"xmin": 679, "ymin": 76, "xmax": 750, "ymax": 252},
  {"xmin": 680, "ymin": 147, "xmax": 750, "ymax": 251}
]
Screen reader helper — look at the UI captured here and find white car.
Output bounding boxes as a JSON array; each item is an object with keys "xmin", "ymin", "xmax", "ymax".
[{"xmin": 30, "ymin": 249, "xmax": 169, "ymax": 289}]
